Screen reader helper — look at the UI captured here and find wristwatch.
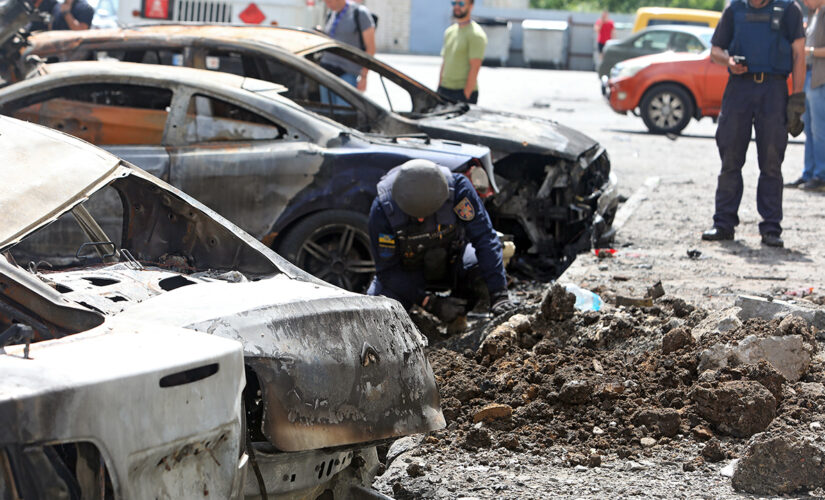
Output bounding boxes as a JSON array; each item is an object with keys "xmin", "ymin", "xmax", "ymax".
[{"xmin": 809, "ymin": 47, "xmax": 815, "ymax": 58}]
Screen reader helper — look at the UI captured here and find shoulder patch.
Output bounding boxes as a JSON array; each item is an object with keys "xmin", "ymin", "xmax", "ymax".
[{"xmin": 453, "ymin": 197, "xmax": 475, "ymax": 221}]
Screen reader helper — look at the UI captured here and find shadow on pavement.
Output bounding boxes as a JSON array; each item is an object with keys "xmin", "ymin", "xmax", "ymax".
[{"xmin": 712, "ymin": 239, "xmax": 813, "ymax": 264}]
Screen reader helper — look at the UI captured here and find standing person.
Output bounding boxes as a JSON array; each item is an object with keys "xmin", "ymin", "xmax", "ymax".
[
  {"xmin": 701, "ymin": 0, "xmax": 806, "ymax": 248},
  {"xmin": 786, "ymin": 0, "xmax": 825, "ymax": 191},
  {"xmin": 29, "ymin": 0, "xmax": 57, "ymax": 32},
  {"xmin": 438, "ymin": 0, "xmax": 487, "ymax": 104},
  {"xmin": 320, "ymin": 0, "xmax": 376, "ymax": 91},
  {"xmin": 50, "ymin": 0, "xmax": 94, "ymax": 30},
  {"xmin": 594, "ymin": 10, "xmax": 615, "ymax": 62},
  {"xmin": 367, "ymin": 160, "xmax": 515, "ymax": 323}
]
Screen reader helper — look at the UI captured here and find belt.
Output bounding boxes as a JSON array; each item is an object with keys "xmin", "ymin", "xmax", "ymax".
[{"xmin": 732, "ymin": 72, "xmax": 786, "ymax": 83}]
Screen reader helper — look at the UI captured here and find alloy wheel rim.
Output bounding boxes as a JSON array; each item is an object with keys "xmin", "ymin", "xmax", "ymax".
[
  {"xmin": 297, "ymin": 224, "xmax": 375, "ymax": 292},
  {"xmin": 649, "ymin": 92, "xmax": 685, "ymax": 130}
]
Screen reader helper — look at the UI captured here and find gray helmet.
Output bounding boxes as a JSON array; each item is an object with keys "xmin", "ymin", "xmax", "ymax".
[{"xmin": 392, "ymin": 159, "xmax": 449, "ymax": 218}]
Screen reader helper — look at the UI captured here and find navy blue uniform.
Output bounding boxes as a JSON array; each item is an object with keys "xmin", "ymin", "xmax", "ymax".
[
  {"xmin": 51, "ymin": 0, "xmax": 95, "ymax": 29},
  {"xmin": 710, "ymin": 0, "xmax": 804, "ymax": 236},
  {"xmin": 367, "ymin": 169, "xmax": 506, "ymax": 309}
]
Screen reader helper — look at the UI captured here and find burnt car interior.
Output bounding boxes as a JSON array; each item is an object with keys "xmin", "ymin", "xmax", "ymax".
[
  {"xmin": 3, "ymin": 83, "xmax": 172, "ymax": 145},
  {"xmin": 0, "ymin": 440, "xmax": 116, "ymax": 499},
  {"xmin": 1, "ymin": 168, "xmax": 287, "ymax": 496}
]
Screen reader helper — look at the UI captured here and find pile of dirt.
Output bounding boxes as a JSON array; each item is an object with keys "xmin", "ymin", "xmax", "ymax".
[{"xmin": 419, "ymin": 284, "xmax": 824, "ymax": 473}]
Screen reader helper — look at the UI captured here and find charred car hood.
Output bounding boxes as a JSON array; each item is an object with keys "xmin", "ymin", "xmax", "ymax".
[
  {"xmin": 417, "ymin": 106, "xmax": 599, "ymax": 161},
  {"xmin": 43, "ymin": 267, "xmax": 445, "ymax": 452}
]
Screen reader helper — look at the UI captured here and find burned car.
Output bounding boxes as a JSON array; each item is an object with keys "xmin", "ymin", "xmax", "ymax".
[
  {"xmin": 0, "ymin": 60, "xmax": 494, "ymax": 291},
  {"xmin": 0, "ymin": 115, "xmax": 444, "ymax": 498},
  {"xmin": 18, "ymin": 25, "xmax": 619, "ymax": 276}
]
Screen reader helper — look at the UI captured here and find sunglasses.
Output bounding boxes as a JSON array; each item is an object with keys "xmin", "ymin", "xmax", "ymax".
[{"xmin": 451, "ymin": 1, "xmax": 465, "ymax": 5}]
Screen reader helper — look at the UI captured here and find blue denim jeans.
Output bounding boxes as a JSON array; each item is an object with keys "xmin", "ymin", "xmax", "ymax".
[
  {"xmin": 803, "ymin": 69, "xmax": 825, "ymax": 182},
  {"xmin": 319, "ymin": 72, "xmax": 358, "ymax": 108}
]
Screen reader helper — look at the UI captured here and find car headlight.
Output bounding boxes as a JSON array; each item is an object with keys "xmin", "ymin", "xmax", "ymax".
[
  {"xmin": 464, "ymin": 162, "xmax": 493, "ymax": 198},
  {"xmin": 610, "ymin": 61, "xmax": 651, "ymax": 80}
]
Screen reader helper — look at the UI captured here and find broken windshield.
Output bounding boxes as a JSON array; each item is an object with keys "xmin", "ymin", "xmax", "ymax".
[{"xmin": 302, "ymin": 46, "xmax": 465, "ymax": 116}]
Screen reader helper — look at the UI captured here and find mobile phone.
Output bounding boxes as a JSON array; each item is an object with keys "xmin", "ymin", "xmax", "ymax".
[{"xmin": 732, "ymin": 55, "xmax": 747, "ymax": 66}]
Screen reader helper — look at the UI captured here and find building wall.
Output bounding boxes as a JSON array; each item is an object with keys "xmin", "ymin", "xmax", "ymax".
[{"xmin": 364, "ymin": 0, "xmax": 412, "ymax": 53}]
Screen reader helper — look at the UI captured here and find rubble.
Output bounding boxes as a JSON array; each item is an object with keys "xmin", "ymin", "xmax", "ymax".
[
  {"xmin": 736, "ymin": 294, "xmax": 825, "ymax": 331},
  {"xmin": 388, "ymin": 282, "xmax": 825, "ymax": 497},
  {"xmin": 690, "ymin": 381, "xmax": 776, "ymax": 437},
  {"xmin": 473, "ymin": 404, "xmax": 513, "ymax": 423},
  {"xmin": 732, "ymin": 433, "xmax": 825, "ymax": 494},
  {"xmin": 697, "ymin": 334, "xmax": 812, "ymax": 382}
]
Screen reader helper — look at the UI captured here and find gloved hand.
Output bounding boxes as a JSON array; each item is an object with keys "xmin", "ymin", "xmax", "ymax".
[
  {"xmin": 490, "ymin": 290, "xmax": 516, "ymax": 316},
  {"xmin": 787, "ymin": 92, "xmax": 806, "ymax": 137},
  {"xmin": 423, "ymin": 294, "xmax": 467, "ymax": 323}
]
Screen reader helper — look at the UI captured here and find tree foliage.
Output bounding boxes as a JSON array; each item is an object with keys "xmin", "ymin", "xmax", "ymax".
[{"xmin": 529, "ymin": 0, "xmax": 724, "ymax": 14}]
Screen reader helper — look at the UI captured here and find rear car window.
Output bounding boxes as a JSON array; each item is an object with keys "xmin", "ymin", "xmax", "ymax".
[{"xmin": 3, "ymin": 83, "xmax": 172, "ymax": 145}]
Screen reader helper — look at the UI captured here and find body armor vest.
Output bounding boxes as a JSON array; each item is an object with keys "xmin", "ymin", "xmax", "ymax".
[
  {"xmin": 728, "ymin": 0, "xmax": 793, "ymax": 75},
  {"xmin": 377, "ymin": 167, "xmax": 465, "ymax": 280}
]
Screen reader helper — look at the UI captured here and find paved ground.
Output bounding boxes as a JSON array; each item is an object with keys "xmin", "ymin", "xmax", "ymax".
[
  {"xmin": 375, "ymin": 55, "xmax": 825, "ymax": 309},
  {"xmin": 368, "ymin": 55, "xmax": 825, "ymax": 498}
]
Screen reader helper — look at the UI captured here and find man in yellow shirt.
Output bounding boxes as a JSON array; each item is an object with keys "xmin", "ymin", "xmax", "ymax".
[{"xmin": 438, "ymin": 0, "xmax": 487, "ymax": 104}]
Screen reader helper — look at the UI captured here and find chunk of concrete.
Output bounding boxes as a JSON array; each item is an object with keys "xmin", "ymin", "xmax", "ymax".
[
  {"xmin": 691, "ymin": 307, "xmax": 742, "ymax": 341},
  {"xmin": 735, "ymin": 335, "xmax": 811, "ymax": 382},
  {"xmin": 691, "ymin": 381, "xmax": 776, "ymax": 438},
  {"xmin": 386, "ymin": 435, "xmax": 424, "ymax": 466},
  {"xmin": 697, "ymin": 334, "xmax": 811, "ymax": 382},
  {"xmin": 736, "ymin": 295, "xmax": 825, "ymax": 331},
  {"xmin": 732, "ymin": 433, "xmax": 825, "ymax": 494}
]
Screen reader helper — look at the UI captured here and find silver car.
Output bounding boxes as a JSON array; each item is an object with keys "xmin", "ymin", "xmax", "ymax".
[{"xmin": 0, "ymin": 115, "xmax": 444, "ymax": 498}]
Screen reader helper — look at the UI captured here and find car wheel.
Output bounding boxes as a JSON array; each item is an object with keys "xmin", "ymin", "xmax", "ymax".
[
  {"xmin": 278, "ymin": 210, "xmax": 375, "ymax": 292},
  {"xmin": 640, "ymin": 84, "xmax": 693, "ymax": 134}
]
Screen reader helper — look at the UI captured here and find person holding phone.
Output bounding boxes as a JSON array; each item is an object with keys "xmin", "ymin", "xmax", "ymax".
[
  {"xmin": 50, "ymin": 0, "xmax": 94, "ymax": 30},
  {"xmin": 702, "ymin": 0, "xmax": 806, "ymax": 248},
  {"xmin": 438, "ymin": 0, "xmax": 487, "ymax": 104}
]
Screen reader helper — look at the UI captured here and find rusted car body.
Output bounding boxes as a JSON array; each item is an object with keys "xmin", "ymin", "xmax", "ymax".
[
  {"xmin": 0, "ymin": 60, "xmax": 494, "ymax": 291},
  {"xmin": 19, "ymin": 25, "xmax": 619, "ymax": 276},
  {"xmin": 0, "ymin": 115, "xmax": 444, "ymax": 498}
]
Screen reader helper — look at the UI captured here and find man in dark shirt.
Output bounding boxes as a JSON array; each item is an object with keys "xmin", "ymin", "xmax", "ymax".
[
  {"xmin": 51, "ymin": 0, "xmax": 94, "ymax": 30},
  {"xmin": 701, "ymin": 0, "xmax": 806, "ymax": 248}
]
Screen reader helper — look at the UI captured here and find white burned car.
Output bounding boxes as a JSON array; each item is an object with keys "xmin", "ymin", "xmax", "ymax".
[{"xmin": 0, "ymin": 116, "xmax": 444, "ymax": 499}]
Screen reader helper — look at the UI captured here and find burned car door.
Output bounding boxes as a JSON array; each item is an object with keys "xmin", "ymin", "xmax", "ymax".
[{"xmin": 164, "ymin": 89, "xmax": 325, "ymax": 239}]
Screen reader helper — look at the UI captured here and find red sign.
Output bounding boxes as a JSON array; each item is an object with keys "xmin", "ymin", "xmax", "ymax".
[
  {"xmin": 239, "ymin": 2, "xmax": 265, "ymax": 24},
  {"xmin": 143, "ymin": 0, "xmax": 170, "ymax": 19}
]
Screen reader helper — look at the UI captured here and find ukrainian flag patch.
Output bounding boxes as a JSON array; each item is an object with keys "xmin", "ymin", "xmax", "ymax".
[{"xmin": 378, "ymin": 233, "xmax": 395, "ymax": 259}]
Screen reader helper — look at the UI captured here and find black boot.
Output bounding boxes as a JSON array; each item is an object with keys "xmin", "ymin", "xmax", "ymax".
[{"xmin": 701, "ymin": 227, "xmax": 734, "ymax": 241}]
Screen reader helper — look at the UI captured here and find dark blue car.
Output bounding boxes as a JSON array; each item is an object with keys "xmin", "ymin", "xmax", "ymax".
[{"xmin": 0, "ymin": 61, "xmax": 494, "ymax": 291}]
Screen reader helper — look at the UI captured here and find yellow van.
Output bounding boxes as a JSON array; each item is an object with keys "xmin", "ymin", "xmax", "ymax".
[{"xmin": 632, "ymin": 7, "xmax": 722, "ymax": 33}]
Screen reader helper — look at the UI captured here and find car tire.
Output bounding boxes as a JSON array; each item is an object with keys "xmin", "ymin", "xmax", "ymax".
[
  {"xmin": 277, "ymin": 210, "xmax": 375, "ymax": 292},
  {"xmin": 639, "ymin": 84, "xmax": 693, "ymax": 135}
]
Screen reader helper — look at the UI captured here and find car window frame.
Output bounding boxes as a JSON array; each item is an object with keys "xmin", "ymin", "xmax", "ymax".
[
  {"xmin": 0, "ymin": 77, "xmax": 178, "ymax": 147},
  {"xmin": 164, "ymin": 85, "xmax": 314, "ymax": 147},
  {"xmin": 632, "ymin": 30, "xmax": 674, "ymax": 51}
]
